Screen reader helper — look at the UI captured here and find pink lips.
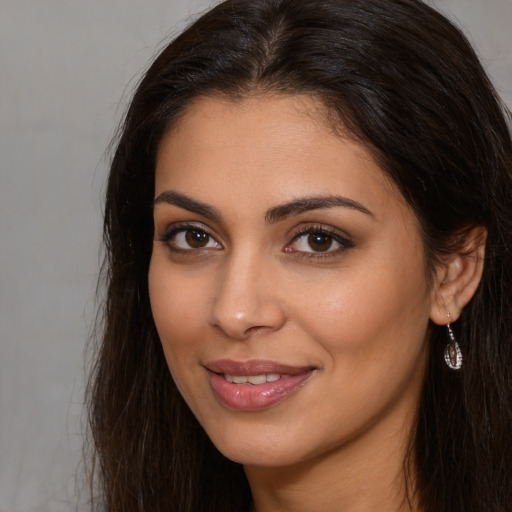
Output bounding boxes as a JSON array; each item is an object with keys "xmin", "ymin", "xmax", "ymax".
[{"xmin": 205, "ymin": 359, "xmax": 315, "ymax": 411}]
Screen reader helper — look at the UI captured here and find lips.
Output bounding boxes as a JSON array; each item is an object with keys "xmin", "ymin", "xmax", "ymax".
[{"xmin": 205, "ymin": 359, "xmax": 315, "ymax": 410}]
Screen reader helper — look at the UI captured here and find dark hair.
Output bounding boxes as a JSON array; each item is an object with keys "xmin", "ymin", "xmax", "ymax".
[{"xmin": 87, "ymin": 0, "xmax": 512, "ymax": 510}]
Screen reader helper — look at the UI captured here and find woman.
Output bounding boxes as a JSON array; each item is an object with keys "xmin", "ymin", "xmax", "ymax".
[{"xmin": 87, "ymin": 0, "xmax": 512, "ymax": 510}]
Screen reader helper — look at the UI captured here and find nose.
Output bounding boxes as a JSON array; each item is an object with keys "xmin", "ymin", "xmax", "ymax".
[{"xmin": 209, "ymin": 250, "xmax": 287, "ymax": 340}]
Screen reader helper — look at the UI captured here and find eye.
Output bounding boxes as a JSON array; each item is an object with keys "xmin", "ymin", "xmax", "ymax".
[
  {"xmin": 285, "ymin": 226, "xmax": 353, "ymax": 256},
  {"xmin": 292, "ymin": 231, "xmax": 340, "ymax": 253},
  {"xmin": 161, "ymin": 225, "xmax": 222, "ymax": 251}
]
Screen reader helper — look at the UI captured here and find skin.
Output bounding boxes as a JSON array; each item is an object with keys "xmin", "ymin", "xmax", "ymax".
[{"xmin": 148, "ymin": 94, "xmax": 485, "ymax": 512}]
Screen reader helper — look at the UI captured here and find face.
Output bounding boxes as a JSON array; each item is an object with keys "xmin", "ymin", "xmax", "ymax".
[{"xmin": 149, "ymin": 94, "xmax": 434, "ymax": 468}]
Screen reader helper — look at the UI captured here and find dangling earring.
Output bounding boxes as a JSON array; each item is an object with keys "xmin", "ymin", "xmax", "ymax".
[{"xmin": 444, "ymin": 312, "xmax": 462, "ymax": 370}]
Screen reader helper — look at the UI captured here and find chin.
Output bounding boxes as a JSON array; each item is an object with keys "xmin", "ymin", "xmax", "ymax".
[
  {"xmin": 203, "ymin": 420, "xmax": 317, "ymax": 468},
  {"xmin": 218, "ymin": 444, "xmax": 303, "ymax": 468}
]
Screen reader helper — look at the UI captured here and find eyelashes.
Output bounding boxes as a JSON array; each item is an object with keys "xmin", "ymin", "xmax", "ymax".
[
  {"xmin": 159, "ymin": 222, "xmax": 222, "ymax": 253},
  {"xmin": 285, "ymin": 225, "xmax": 354, "ymax": 259},
  {"xmin": 167, "ymin": 225, "xmax": 221, "ymax": 250},
  {"xmin": 158, "ymin": 222, "xmax": 354, "ymax": 260}
]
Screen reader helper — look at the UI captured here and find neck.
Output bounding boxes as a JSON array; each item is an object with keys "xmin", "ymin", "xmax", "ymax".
[{"xmin": 245, "ymin": 406, "xmax": 419, "ymax": 512}]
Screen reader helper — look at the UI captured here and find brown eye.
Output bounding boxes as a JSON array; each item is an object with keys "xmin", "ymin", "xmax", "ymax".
[
  {"xmin": 185, "ymin": 229, "xmax": 210, "ymax": 248},
  {"xmin": 307, "ymin": 233, "xmax": 333, "ymax": 252},
  {"xmin": 286, "ymin": 227, "xmax": 352, "ymax": 257},
  {"xmin": 167, "ymin": 227, "xmax": 222, "ymax": 251}
]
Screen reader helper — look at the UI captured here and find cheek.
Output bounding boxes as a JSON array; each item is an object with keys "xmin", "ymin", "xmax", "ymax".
[
  {"xmin": 289, "ymin": 251, "xmax": 432, "ymax": 370},
  {"xmin": 148, "ymin": 255, "xmax": 210, "ymax": 364},
  {"xmin": 148, "ymin": 257, "xmax": 215, "ymax": 412},
  {"xmin": 289, "ymin": 266, "xmax": 431, "ymax": 436}
]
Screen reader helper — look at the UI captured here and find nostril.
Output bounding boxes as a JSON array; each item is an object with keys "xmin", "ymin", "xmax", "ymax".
[
  {"xmin": 210, "ymin": 307, "xmax": 286, "ymax": 340},
  {"xmin": 245, "ymin": 325, "xmax": 273, "ymax": 335}
]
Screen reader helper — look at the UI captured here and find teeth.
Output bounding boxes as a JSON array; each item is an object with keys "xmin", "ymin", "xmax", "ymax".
[
  {"xmin": 223, "ymin": 373, "xmax": 282, "ymax": 384},
  {"xmin": 247, "ymin": 375, "xmax": 266, "ymax": 385}
]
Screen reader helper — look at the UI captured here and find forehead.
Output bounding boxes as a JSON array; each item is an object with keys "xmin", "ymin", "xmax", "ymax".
[{"xmin": 154, "ymin": 94, "xmax": 405, "ymax": 220}]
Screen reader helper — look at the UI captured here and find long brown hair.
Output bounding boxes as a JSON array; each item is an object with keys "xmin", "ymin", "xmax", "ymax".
[{"xmin": 86, "ymin": 0, "xmax": 512, "ymax": 510}]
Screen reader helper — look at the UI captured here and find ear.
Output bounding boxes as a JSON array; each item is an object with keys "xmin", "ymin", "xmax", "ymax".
[{"xmin": 430, "ymin": 226, "xmax": 487, "ymax": 325}]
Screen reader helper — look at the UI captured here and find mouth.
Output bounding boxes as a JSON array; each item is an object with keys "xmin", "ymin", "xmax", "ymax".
[
  {"xmin": 223, "ymin": 373, "xmax": 286, "ymax": 384},
  {"xmin": 204, "ymin": 359, "xmax": 316, "ymax": 410}
]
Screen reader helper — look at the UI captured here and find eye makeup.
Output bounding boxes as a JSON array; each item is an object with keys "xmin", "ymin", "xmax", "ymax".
[
  {"xmin": 284, "ymin": 223, "xmax": 354, "ymax": 260},
  {"xmin": 158, "ymin": 222, "xmax": 222, "ymax": 253},
  {"xmin": 157, "ymin": 219, "xmax": 354, "ymax": 263}
]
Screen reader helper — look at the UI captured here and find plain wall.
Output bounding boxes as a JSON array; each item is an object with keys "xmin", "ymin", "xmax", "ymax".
[{"xmin": 0, "ymin": 0, "xmax": 511, "ymax": 510}]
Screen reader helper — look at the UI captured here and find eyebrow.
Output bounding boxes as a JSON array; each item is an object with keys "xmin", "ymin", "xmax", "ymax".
[
  {"xmin": 153, "ymin": 191, "xmax": 222, "ymax": 221},
  {"xmin": 265, "ymin": 195, "xmax": 373, "ymax": 223},
  {"xmin": 153, "ymin": 191, "xmax": 373, "ymax": 223}
]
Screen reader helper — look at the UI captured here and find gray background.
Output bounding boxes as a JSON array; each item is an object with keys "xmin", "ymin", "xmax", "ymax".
[{"xmin": 1, "ymin": 0, "xmax": 511, "ymax": 510}]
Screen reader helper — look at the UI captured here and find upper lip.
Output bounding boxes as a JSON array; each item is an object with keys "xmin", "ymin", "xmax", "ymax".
[{"xmin": 204, "ymin": 359, "xmax": 315, "ymax": 376}]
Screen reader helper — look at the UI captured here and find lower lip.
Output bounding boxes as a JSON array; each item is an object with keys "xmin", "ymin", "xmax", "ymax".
[{"xmin": 207, "ymin": 370, "xmax": 314, "ymax": 411}]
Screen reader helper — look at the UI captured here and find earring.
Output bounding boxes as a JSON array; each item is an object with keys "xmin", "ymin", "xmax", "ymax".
[{"xmin": 444, "ymin": 312, "xmax": 462, "ymax": 370}]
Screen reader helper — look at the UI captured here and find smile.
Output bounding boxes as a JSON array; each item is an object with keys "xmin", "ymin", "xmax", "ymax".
[
  {"xmin": 205, "ymin": 360, "xmax": 315, "ymax": 410},
  {"xmin": 223, "ymin": 373, "xmax": 284, "ymax": 384}
]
